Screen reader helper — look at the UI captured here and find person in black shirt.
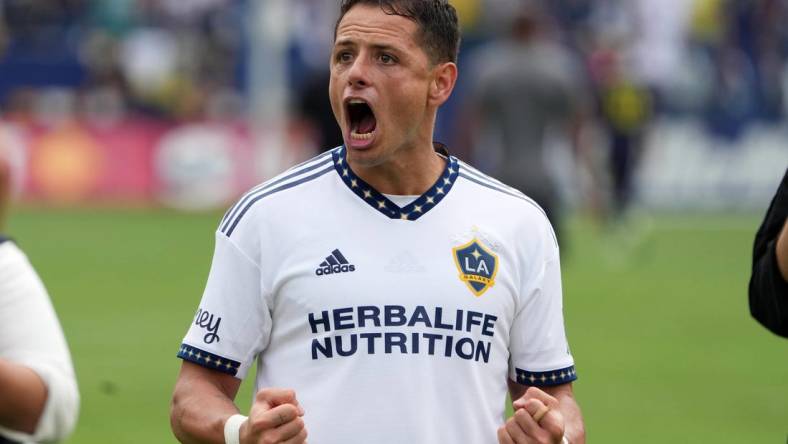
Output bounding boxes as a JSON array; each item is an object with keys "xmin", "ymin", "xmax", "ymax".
[{"xmin": 749, "ymin": 167, "xmax": 788, "ymax": 337}]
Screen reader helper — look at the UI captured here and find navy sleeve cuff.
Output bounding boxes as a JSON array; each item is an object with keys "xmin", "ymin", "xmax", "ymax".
[
  {"xmin": 177, "ymin": 343, "xmax": 241, "ymax": 377},
  {"xmin": 515, "ymin": 365, "xmax": 577, "ymax": 386}
]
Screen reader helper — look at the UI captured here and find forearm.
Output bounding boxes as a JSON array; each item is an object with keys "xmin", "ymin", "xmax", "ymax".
[
  {"xmin": 775, "ymin": 219, "xmax": 788, "ymax": 281},
  {"xmin": 555, "ymin": 391, "xmax": 585, "ymax": 444},
  {"xmin": 171, "ymin": 392, "xmax": 238, "ymax": 444},
  {"xmin": 171, "ymin": 363, "xmax": 242, "ymax": 444},
  {"xmin": 0, "ymin": 358, "xmax": 47, "ymax": 434}
]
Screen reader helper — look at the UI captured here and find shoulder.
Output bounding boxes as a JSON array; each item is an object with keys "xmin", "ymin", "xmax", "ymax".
[
  {"xmin": 0, "ymin": 238, "xmax": 22, "ymax": 262},
  {"xmin": 455, "ymin": 159, "xmax": 547, "ymax": 217},
  {"xmin": 217, "ymin": 148, "xmax": 339, "ymax": 238},
  {"xmin": 0, "ymin": 239, "xmax": 34, "ymax": 283},
  {"xmin": 454, "ymin": 158, "xmax": 557, "ymax": 247}
]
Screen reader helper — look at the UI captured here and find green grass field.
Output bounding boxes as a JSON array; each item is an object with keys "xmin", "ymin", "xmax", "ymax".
[{"xmin": 7, "ymin": 208, "xmax": 787, "ymax": 443}]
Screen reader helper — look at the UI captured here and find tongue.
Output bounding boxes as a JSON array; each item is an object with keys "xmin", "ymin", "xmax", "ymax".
[{"xmin": 357, "ymin": 113, "xmax": 376, "ymax": 134}]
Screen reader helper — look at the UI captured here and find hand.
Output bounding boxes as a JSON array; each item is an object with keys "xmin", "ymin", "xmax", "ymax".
[
  {"xmin": 240, "ymin": 388, "xmax": 307, "ymax": 444},
  {"xmin": 498, "ymin": 387, "xmax": 564, "ymax": 444}
]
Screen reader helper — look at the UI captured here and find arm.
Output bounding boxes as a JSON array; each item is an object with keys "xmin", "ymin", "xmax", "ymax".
[
  {"xmin": 775, "ymin": 219, "xmax": 788, "ymax": 281},
  {"xmin": 0, "ymin": 360, "xmax": 47, "ymax": 434},
  {"xmin": 507, "ymin": 380, "xmax": 585, "ymax": 444},
  {"xmin": 748, "ymin": 168, "xmax": 788, "ymax": 337},
  {"xmin": 171, "ymin": 361, "xmax": 242, "ymax": 443},
  {"xmin": 170, "ymin": 362, "xmax": 307, "ymax": 444}
]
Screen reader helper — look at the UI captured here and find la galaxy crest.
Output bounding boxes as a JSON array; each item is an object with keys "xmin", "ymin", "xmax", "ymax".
[{"xmin": 453, "ymin": 238, "xmax": 499, "ymax": 297}]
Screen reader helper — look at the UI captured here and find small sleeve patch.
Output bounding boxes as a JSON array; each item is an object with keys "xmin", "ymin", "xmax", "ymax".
[
  {"xmin": 515, "ymin": 366, "xmax": 577, "ymax": 387},
  {"xmin": 177, "ymin": 343, "xmax": 241, "ymax": 377}
]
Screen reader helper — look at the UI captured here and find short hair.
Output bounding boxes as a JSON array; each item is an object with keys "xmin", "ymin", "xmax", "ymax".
[{"xmin": 335, "ymin": 0, "xmax": 460, "ymax": 64}]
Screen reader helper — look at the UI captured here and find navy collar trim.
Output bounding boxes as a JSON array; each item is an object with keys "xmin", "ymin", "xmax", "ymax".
[{"xmin": 333, "ymin": 144, "xmax": 459, "ymax": 221}]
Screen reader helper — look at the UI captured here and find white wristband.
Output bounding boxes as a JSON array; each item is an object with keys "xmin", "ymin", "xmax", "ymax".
[
  {"xmin": 562, "ymin": 436, "xmax": 570, "ymax": 444},
  {"xmin": 224, "ymin": 414, "xmax": 247, "ymax": 444}
]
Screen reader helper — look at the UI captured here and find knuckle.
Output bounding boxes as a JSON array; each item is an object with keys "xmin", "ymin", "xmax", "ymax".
[
  {"xmin": 255, "ymin": 389, "xmax": 270, "ymax": 401},
  {"xmin": 505, "ymin": 418, "xmax": 521, "ymax": 435},
  {"xmin": 248, "ymin": 418, "xmax": 266, "ymax": 433},
  {"xmin": 514, "ymin": 408, "xmax": 532, "ymax": 422}
]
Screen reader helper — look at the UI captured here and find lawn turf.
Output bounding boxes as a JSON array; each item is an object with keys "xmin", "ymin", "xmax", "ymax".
[{"xmin": 7, "ymin": 208, "xmax": 786, "ymax": 443}]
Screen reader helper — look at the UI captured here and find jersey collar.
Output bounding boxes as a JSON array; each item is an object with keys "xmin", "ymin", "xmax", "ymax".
[{"xmin": 332, "ymin": 144, "xmax": 459, "ymax": 221}]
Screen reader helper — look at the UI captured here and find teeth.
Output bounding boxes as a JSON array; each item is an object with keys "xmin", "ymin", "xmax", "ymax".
[{"xmin": 350, "ymin": 130, "xmax": 374, "ymax": 140}]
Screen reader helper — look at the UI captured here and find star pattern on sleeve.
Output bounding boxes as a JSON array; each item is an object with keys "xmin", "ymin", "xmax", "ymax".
[
  {"xmin": 515, "ymin": 366, "xmax": 577, "ymax": 387},
  {"xmin": 177, "ymin": 344, "xmax": 241, "ymax": 377}
]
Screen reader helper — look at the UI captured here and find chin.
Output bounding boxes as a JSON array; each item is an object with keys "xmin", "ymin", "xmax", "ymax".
[{"xmin": 346, "ymin": 145, "xmax": 386, "ymax": 167}]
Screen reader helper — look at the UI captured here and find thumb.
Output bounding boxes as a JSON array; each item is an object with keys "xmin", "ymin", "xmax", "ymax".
[
  {"xmin": 255, "ymin": 388, "xmax": 304, "ymax": 414},
  {"xmin": 517, "ymin": 398, "xmax": 549, "ymax": 420}
]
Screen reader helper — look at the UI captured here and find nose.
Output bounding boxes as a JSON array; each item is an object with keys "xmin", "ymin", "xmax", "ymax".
[{"xmin": 347, "ymin": 55, "xmax": 370, "ymax": 88}]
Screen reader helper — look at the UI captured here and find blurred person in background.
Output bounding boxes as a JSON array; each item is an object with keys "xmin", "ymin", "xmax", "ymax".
[
  {"xmin": 296, "ymin": 68, "xmax": 344, "ymax": 153},
  {"xmin": 749, "ymin": 167, "xmax": 788, "ymax": 338},
  {"xmin": 0, "ymin": 156, "xmax": 79, "ymax": 443},
  {"xmin": 587, "ymin": 46, "xmax": 653, "ymax": 221},
  {"xmin": 462, "ymin": 2, "xmax": 590, "ymax": 246}
]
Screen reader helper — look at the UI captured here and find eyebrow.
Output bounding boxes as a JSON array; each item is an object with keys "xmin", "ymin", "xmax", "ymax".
[{"xmin": 333, "ymin": 40, "xmax": 402, "ymax": 54}]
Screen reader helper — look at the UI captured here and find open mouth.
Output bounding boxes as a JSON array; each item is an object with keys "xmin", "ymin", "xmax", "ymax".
[{"xmin": 346, "ymin": 99, "xmax": 377, "ymax": 141}]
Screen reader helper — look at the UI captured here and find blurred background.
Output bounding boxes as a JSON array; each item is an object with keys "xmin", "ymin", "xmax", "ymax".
[{"xmin": 0, "ymin": 0, "xmax": 786, "ymax": 443}]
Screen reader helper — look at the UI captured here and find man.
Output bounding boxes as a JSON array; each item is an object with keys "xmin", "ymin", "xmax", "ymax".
[
  {"xmin": 170, "ymin": 1, "xmax": 585, "ymax": 443},
  {"xmin": 463, "ymin": 3, "xmax": 589, "ymax": 246},
  {"xmin": 0, "ymin": 159, "xmax": 80, "ymax": 443},
  {"xmin": 749, "ymin": 167, "xmax": 788, "ymax": 337}
]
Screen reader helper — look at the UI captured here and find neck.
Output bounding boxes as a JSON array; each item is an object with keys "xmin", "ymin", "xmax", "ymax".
[{"xmin": 350, "ymin": 142, "xmax": 446, "ymax": 195}]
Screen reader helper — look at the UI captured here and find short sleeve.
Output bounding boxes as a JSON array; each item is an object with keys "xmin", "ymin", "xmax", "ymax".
[
  {"xmin": 178, "ymin": 232, "xmax": 271, "ymax": 379},
  {"xmin": 508, "ymin": 221, "xmax": 576, "ymax": 387},
  {"xmin": 0, "ymin": 242, "xmax": 80, "ymax": 443}
]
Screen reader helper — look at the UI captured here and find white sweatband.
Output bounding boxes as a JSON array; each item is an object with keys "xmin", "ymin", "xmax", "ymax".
[
  {"xmin": 223, "ymin": 414, "xmax": 247, "ymax": 444},
  {"xmin": 562, "ymin": 436, "xmax": 570, "ymax": 444}
]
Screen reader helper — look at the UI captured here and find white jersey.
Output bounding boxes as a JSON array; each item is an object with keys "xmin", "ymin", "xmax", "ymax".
[
  {"xmin": 179, "ymin": 146, "xmax": 576, "ymax": 444},
  {"xmin": 0, "ymin": 239, "xmax": 80, "ymax": 444}
]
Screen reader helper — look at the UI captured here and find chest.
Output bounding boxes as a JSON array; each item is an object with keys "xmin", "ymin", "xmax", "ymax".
[{"xmin": 262, "ymin": 213, "xmax": 528, "ymax": 338}]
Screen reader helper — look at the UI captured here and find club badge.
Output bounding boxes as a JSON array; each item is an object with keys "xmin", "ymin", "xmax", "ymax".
[{"xmin": 452, "ymin": 238, "xmax": 499, "ymax": 297}]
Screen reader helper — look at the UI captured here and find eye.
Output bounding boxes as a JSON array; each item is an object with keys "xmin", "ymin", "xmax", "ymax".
[
  {"xmin": 336, "ymin": 51, "xmax": 353, "ymax": 63},
  {"xmin": 379, "ymin": 53, "xmax": 396, "ymax": 65}
]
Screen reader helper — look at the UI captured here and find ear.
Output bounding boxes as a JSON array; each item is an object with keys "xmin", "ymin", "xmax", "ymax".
[{"xmin": 428, "ymin": 62, "xmax": 458, "ymax": 107}]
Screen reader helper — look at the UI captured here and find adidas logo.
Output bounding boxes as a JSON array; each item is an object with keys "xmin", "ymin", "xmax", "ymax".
[{"xmin": 315, "ymin": 249, "xmax": 356, "ymax": 276}]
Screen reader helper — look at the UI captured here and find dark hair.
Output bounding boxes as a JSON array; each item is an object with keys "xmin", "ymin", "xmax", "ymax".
[{"xmin": 335, "ymin": 0, "xmax": 460, "ymax": 64}]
